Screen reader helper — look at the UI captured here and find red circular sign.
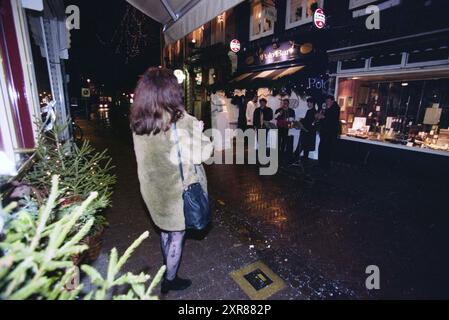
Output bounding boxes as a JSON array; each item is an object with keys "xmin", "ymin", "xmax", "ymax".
[
  {"xmin": 230, "ymin": 39, "xmax": 241, "ymax": 53},
  {"xmin": 314, "ymin": 8, "xmax": 326, "ymax": 29}
]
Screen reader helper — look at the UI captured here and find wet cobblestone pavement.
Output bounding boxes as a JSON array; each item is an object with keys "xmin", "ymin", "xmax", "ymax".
[{"xmin": 79, "ymin": 114, "xmax": 449, "ymax": 300}]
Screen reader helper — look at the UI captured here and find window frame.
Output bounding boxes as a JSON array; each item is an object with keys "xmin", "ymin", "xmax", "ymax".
[
  {"xmin": 0, "ymin": 0, "xmax": 40, "ymax": 172},
  {"xmin": 285, "ymin": 0, "xmax": 324, "ymax": 30},
  {"xmin": 348, "ymin": 0, "xmax": 378, "ymax": 10},
  {"xmin": 249, "ymin": 0, "xmax": 275, "ymax": 41},
  {"xmin": 0, "ymin": 60, "xmax": 19, "ymax": 168}
]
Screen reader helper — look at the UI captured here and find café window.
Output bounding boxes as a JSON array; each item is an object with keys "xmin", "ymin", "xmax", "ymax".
[
  {"xmin": 250, "ymin": 0, "xmax": 275, "ymax": 41},
  {"xmin": 337, "ymin": 76, "xmax": 449, "ymax": 153},
  {"xmin": 286, "ymin": 0, "xmax": 323, "ymax": 29}
]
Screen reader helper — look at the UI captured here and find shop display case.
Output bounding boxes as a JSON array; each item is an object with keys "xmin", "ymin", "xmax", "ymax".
[{"xmin": 337, "ymin": 77, "xmax": 449, "ymax": 154}]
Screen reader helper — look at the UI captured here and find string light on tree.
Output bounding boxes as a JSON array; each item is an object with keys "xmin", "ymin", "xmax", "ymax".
[{"xmin": 112, "ymin": 5, "xmax": 157, "ymax": 63}]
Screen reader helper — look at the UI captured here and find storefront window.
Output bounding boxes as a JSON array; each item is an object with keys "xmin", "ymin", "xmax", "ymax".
[
  {"xmin": 250, "ymin": 0, "xmax": 275, "ymax": 41},
  {"xmin": 286, "ymin": 0, "xmax": 322, "ymax": 30},
  {"xmin": 338, "ymin": 77, "xmax": 449, "ymax": 152}
]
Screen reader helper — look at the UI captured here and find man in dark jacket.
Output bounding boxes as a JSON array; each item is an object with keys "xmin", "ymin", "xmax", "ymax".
[
  {"xmin": 253, "ymin": 98, "xmax": 274, "ymax": 153},
  {"xmin": 292, "ymin": 97, "xmax": 317, "ymax": 165},
  {"xmin": 316, "ymin": 95, "xmax": 341, "ymax": 170},
  {"xmin": 275, "ymin": 99, "xmax": 296, "ymax": 161},
  {"xmin": 253, "ymin": 98, "xmax": 274, "ymax": 129}
]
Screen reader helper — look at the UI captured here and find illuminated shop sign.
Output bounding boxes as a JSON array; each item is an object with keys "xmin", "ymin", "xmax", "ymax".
[
  {"xmin": 308, "ymin": 77, "xmax": 329, "ymax": 90},
  {"xmin": 259, "ymin": 42, "xmax": 299, "ymax": 65},
  {"xmin": 313, "ymin": 8, "xmax": 326, "ymax": 29}
]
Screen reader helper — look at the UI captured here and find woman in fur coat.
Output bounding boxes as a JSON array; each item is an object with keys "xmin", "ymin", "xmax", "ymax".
[{"xmin": 131, "ymin": 67, "xmax": 213, "ymax": 294}]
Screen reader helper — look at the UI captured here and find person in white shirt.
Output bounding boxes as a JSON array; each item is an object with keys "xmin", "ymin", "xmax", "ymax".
[{"xmin": 245, "ymin": 95, "xmax": 258, "ymax": 128}]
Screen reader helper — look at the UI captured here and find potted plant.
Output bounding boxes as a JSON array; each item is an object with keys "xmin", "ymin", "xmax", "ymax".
[{"xmin": 23, "ymin": 122, "xmax": 116, "ymax": 265}]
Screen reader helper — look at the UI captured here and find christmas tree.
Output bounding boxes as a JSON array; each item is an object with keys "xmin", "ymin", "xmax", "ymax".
[
  {"xmin": 0, "ymin": 176, "xmax": 165, "ymax": 300},
  {"xmin": 23, "ymin": 122, "xmax": 116, "ymax": 236}
]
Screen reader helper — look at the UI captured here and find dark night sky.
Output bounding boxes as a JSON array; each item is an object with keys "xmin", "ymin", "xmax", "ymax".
[{"xmin": 65, "ymin": 0, "xmax": 161, "ymax": 95}]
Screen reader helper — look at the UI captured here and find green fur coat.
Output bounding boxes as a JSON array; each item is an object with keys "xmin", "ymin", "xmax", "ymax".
[{"xmin": 133, "ymin": 113, "xmax": 213, "ymax": 231}]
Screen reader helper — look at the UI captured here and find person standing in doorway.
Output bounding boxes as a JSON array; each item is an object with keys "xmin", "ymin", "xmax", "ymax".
[
  {"xmin": 253, "ymin": 98, "xmax": 274, "ymax": 152},
  {"xmin": 246, "ymin": 94, "xmax": 258, "ymax": 129},
  {"xmin": 275, "ymin": 99, "xmax": 296, "ymax": 161},
  {"xmin": 292, "ymin": 97, "xmax": 317, "ymax": 166},
  {"xmin": 316, "ymin": 95, "xmax": 341, "ymax": 171},
  {"xmin": 130, "ymin": 67, "xmax": 213, "ymax": 295}
]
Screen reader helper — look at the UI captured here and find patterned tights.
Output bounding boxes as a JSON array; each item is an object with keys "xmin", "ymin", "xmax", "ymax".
[{"xmin": 160, "ymin": 231, "xmax": 186, "ymax": 281}]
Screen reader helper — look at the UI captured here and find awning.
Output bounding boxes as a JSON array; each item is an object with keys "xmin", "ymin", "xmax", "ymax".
[
  {"xmin": 327, "ymin": 28, "xmax": 449, "ymax": 62},
  {"xmin": 126, "ymin": 0, "xmax": 245, "ymax": 44},
  {"xmin": 230, "ymin": 65, "xmax": 305, "ymax": 84}
]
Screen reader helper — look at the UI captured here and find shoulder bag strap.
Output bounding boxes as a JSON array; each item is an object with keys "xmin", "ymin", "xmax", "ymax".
[{"xmin": 172, "ymin": 122, "xmax": 186, "ymax": 186}]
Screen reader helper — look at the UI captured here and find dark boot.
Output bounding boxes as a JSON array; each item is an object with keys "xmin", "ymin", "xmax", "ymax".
[{"xmin": 161, "ymin": 276, "xmax": 192, "ymax": 294}]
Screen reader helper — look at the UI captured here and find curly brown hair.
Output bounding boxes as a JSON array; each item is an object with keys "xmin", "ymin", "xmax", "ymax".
[{"xmin": 130, "ymin": 67, "xmax": 185, "ymax": 135}]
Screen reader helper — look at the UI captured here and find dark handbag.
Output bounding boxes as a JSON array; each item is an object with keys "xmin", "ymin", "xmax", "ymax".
[{"xmin": 173, "ymin": 123, "xmax": 211, "ymax": 231}]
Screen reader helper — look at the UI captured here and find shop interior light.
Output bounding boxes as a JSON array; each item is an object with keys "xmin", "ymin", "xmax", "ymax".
[{"xmin": 402, "ymin": 82, "xmax": 409, "ymax": 86}]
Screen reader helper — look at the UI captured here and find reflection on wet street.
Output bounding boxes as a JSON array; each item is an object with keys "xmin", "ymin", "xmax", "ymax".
[
  {"xmin": 206, "ymin": 158, "xmax": 449, "ymax": 299},
  {"xmin": 93, "ymin": 107, "xmax": 112, "ymax": 128},
  {"xmin": 82, "ymin": 109, "xmax": 449, "ymax": 299}
]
